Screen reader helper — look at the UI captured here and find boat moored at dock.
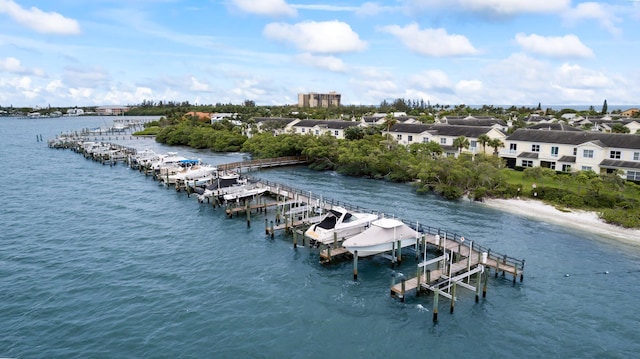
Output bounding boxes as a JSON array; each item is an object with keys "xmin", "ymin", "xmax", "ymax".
[
  {"xmin": 304, "ymin": 206, "xmax": 378, "ymax": 244},
  {"xmin": 342, "ymin": 218, "xmax": 419, "ymax": 257}
]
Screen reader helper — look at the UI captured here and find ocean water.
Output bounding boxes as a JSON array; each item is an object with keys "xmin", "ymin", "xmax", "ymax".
[{"xmin": 1, "ymin": 116, "xmax": 639, "ymax": 358}]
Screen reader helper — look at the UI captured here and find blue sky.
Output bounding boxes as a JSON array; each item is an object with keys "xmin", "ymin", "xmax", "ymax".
[{"xmin": 1, "ymin": 0, "xmax": 639, "ymax": 108}]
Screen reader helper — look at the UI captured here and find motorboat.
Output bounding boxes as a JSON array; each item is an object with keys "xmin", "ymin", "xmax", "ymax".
[
  {"xmin": 222, "ymin": 182, "xmax": 268, "ymax": 202},
  {"xmin": 167, "ymin": 160, "xmax": 217, "ymax": 185},
  {"xmin": 304, "ymin": 206, "xmax": 378, "ymax": 244},
  {"xmin": 342, "ymin": 218, "xmax": 420, "ymax": 257}
]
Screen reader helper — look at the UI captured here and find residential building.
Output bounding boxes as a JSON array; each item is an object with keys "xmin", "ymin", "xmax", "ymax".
[
  {"xmin": 249, "ymin": 117, "xmax": 300, "ymax": 137},
  {"xmin": 621, "ymin": 108, "xmax": 639, "ymax": 118},
  {"xmin": 297, "ymin": 92, "xmax": 341, "ymax": 108},
  {"xmin": 293, "ymin": 119, "xmax": 361, "ymax": 139},
  {"xmin": 387, "ymin": 123, "xmax": 506, "ymax": 155},
  {"xmin": 96, "ymin": 106, "xmax": 129, "ymax": 116},
  {"xmin": 500, "ymin": 129, "xmax": 640, "ymax": 181}
]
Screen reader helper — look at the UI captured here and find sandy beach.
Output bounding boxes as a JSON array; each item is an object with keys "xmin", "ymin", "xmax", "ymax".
[{"xmin": 482, "ymin": 198, "xmax": 640, "ymax": 245}]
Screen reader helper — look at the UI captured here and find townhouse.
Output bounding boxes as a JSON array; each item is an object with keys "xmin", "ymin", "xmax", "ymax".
[
  {"xmin": 500, "ymin": 129, "xmax": 640, "ymax": 181},
  {"xmin": 292, "ymin": 119, "xmax": 363, "ymax": 139},
  {"xmin": 387, "ymin": 123, "xmax": 506, "ymax": 155}
]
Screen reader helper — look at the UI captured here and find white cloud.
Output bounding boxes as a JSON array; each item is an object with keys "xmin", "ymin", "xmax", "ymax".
[
  {"xmin": 263, "ymin": 20, "xmax": 367, "ymax": 54},
  {"xmin": 231, "ymin": 0, "xmax": 297, "ymax": 17},
  {"xmin": 296, "ymin": 53, "xmax": 347, "ymax": 72},
  {"xmin": 404, "ymin": 0, "xmax": 570, "ymax": 17},
  {"xmin": 46, "ymin": 80, "xmax": 63, "ymax": 93},
  {"xmin": 380, "ymin": 24, "xmax": 478, "ymax": 57},
  {"xmin": 63, "ymin": 67, "xmax": 110, "ymax": 88},
  {"xmin": 0, "ymin": 57, "xmax": 23, "ymax": 72},
  {"xmin": 515, "ymin": 33, "xmax": 594, "ymax": 58},
  {"xmin": 291, "ymin": 2, "xmax": 396, "ymax": 16},
  {"xmin": 0, "ymin": 0, "xmax": 80, "ymax": 35},
  {"xmin": 409, "ymin": 70, "xmax": 453, "ymax": 92},
  {"xmin": 0, "ymin": 57, "xmax": 46, "ymax": 76},
  {"xmin": 455, "ymin": 79, "xmax": 483, "ymax": 93},
  {"xmin": 554, "ymin": 63, "xmax": 613, "ymax": 90},
  {"xmin": 563, "ymin": 2, "xmax": 621, "ymax": 35},
  {"xmin": 189, "ymin": 77, "xmax": 210, "ymax": 91}
]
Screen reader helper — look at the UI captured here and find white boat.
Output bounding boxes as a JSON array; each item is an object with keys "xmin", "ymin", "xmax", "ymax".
[
  {"xmin": 222, "ymin": 183, "xmax": 268, "ymax": 202},
  {"xmin": 167, "ymin": 160, "xmax": 217, "ymax": 184},
  {"xmin": 304, "ymin": 206, "xmax": 378, "ymax": 244},
  {"xmin": 342, "ymin": 218, "xmax": 420, "ymax": 257}
]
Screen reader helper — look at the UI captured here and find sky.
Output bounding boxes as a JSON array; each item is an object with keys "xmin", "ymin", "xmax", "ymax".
[{"xmin": 1, "ymin": 0, "xmax": 639, "ymax": 108}]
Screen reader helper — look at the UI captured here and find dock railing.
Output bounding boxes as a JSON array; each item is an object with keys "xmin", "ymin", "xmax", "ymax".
[{"xmin": 254, "ymin": 177, "xmax": 525, "ymax": 274}]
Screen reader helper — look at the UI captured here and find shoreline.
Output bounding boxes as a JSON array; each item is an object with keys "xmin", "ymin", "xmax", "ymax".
[{"xmin": 481, "ymin": 198, "xmax": 640, "ymax": 245}]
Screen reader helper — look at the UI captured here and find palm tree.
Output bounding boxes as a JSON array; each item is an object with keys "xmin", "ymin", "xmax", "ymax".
[
  {"xmin": 477, "ymin": 134, "xmax": 490, "ymax": 154},
  {"xmin": 452, "ymin": 136, "xmax": 470, "ymax": 155},
  {"xmin": 488, "ymin": 138, "xmax": 504, "ymax": 155}
]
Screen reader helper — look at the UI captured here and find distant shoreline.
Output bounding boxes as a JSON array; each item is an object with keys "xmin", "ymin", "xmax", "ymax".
[{"xmin": 481, "ymin": 198, "xmax": 640, "ymax": 245}]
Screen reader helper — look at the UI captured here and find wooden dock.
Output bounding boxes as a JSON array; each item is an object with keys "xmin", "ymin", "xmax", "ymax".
[{"xmin": 51, "ymin": 137, "xmax": 526, "ymax": 321}]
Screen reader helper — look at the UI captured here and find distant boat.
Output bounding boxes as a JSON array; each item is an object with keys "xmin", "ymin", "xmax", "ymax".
[
  {"xmin": 342, "ymin": 218, "xmax": 419, "ymax": 257},
  {"xmin": 304, "ymin": 206, "xmax": 378, "ymax": 244}
]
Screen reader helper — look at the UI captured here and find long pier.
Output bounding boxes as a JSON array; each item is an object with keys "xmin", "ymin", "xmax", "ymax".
[{"xmin": 49, "ymin": 137, "xmax": 526, "ymax": 321}]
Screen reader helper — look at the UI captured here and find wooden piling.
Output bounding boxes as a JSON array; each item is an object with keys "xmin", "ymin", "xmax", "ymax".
[
  {"xmin": 433, "ymin": 289, "xmax": 439, "ymax": 322},
  {"xmin": 293, "ymin": 229, "xmax": 297, "ymax": 249},
  {"xmin": 397, "ymin": 240, "xmax": 402, "ymax": 265},
  {"xmin": 482, "ymin": 270, "xmax": 488, "ymax": 298},
  {"xmin": 475, "ymin": 267, "xmax": 482, "ymax": 303},
  {"xmin": 246, "ymin": 202, "xmax": 250, "ymax": 227},
  {"xmin": 353, "ymin": 251, "xmax": 358, "ymax": 281},
  {"xmin": 450, "ymin": 282, "xmax": 456, "ymax": 314}
]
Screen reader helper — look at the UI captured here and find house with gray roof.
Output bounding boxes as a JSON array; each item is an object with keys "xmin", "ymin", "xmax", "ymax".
[
  {"xmin": 500, "ymin": 129, "xmax": 640, "ymax": 181},
  {"xmin": 249, "ymin": 117, "xmax": 300, "ymax": 137},
  {"xmin": 387, "ymin": 123, "xmax": 506, "ymax": 156},
  {"xmin": 292, "ymin": 119, "xmax": 363, "ymax": 139}
]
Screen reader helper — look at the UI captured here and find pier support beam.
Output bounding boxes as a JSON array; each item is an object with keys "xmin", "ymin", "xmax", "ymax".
[
  {"xmin": 433, "ymin": 289, "xmax": 439, "ymax": 322},
  {"xmin": 353, "ymin": 251, "xmax": 358, "ymax": 281}
]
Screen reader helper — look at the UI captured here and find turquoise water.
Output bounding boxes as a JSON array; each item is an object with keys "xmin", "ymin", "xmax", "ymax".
[{"xmin": 1, "ymin": 117, "xmax": 639, "ymax": 358}]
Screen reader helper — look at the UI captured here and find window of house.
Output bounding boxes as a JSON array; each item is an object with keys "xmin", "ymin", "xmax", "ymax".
[
  {"xmin": 551, "ymin": 146, "xmax": 559, "ymax": 157},
  {"xmin": 509, "ymin": 143, "xmax": 517, "ymax": 151},
  {"xmin": 573, "ymin": 148, "xmax": 577, "ymax": 156},
  {"xmin": 334, "ymin": 130, "xmax": 339, "ymax": 136},
  {"xmin": 522, "ymin": 160, "xmax": 533, "ymax": 167},
  {"xmin": 422, "ymin": 137, "xmax": 429, "ymax": 143},
  {"xmin": 581, "ymin": 166, "xmax": 592, "ymax": 171},
  {"xmin": 440, "ymin": 138, "xmax": 447, "ymax": 144},
  {"xmin": 397, "ymin": 134, "xmax": 402, "ymax": 140},
  {"xmin": 583, "ymin": 149, "xmax": 594, "ymax": 158},
  {"xmin": 610, "ymin": 151, "xmax": 621, "ymax": 159},
  {"xmin": 549, "ymin": 162, "xmax": 556, "ymax": 170},
  {"xmin": 315, "ymin": 130, "xmax": 319, "ymax": 135},
  {"xmin": 634, "ymin": 152, "xmax": 640, "ymax": 161},
  {"xmin": 470, "ymin": 140, "xmax": 477, "ymax": 149},
  {"xmin": 562, "ymin": 164, "xmax": 572, "ymax": 172},
  {"xmin": 408, "ymin": 135, "xmax": 413, "ymax": 142},
  {"xmin": 627, "ymin": 170, "xmax": 640, "ymax": 181},
  {"xmin": 301, "ymin": 128, "xmax": 305, "ymax": 133},
  {"xmin": 532, "ymin": 144, "xmax": 540, "ymax": 152}
]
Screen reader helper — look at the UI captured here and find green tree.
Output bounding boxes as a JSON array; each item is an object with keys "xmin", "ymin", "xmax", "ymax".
[
  {"xmin": 477, "ymin": 134, "xmax": 490, "ymax": 154},
  {"xmin": 611, "ymin": 123, "xmax": 630, "ymax": 133},
  {"xmin": 488, "ymin": 138, "xmax": 503, "ymax": 155},
  {"xmin": 601, "ymin": 99, "xmax": 608, "ymax": 115},
  {"xmin": 452, "ymin": 136, "xmax": 470, "ymax": 155}
]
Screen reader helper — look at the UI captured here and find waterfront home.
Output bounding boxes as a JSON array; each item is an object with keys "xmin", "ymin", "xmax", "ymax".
[
  {"xmin": 387, "ymin": 123, "xmax": 506, "ymax": 155},
  {"xmin": 499, "ymin": 129, "xmax": 640, "ymax": 181},
  {"xmin": 249, "ymin": 117, "xmax": 300, "ymax": 138},
  {"xmin": 292, "ymin": 119, "xmax": 363, "ymax": 139},
  {"xmin": 96, "ymin": 106, "xmax": 129, "ymax": 116}
]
